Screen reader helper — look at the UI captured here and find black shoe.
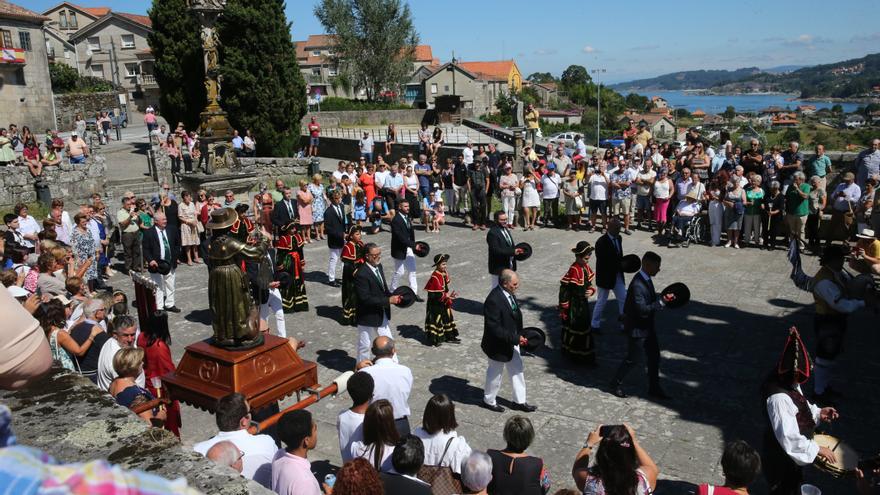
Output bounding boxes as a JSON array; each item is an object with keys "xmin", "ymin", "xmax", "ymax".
[
  {"xmin": 513, "ymin": 402, "xmax": 538, "ymax": 413},
  {"xmin": 482, "ymin": 402, "xmax": 505, "ymax": 413},
  {"xmin": 165, "ymin": 306, "xmax": 181, "ymax": 313},
  {"xmin": 446, "ymin": 337, "xmax": 462, "ymax": 344},
  {"xmin": 414, "ymin": 295, "xmax": 425, "ymax": 303},
  {"xmin": 609, "ymin": 384, "xmax": 627, "ymax": 398},
  {"xmin": 329, "ymin": 280, "xmax": 341, "ymax": 288},
  {"xmin": 648, "ymin": 387, "xmax": 672, "ymax": 400}
]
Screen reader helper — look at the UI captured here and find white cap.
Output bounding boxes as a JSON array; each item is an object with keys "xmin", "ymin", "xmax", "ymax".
[{"xmin": 7, "ymin": 286, "xmax": 29, "ymax": 298}]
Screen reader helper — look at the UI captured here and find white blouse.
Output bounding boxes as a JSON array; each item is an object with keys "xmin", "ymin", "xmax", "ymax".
[{"xmin": 413, "ymin": 427, "xmax": 472, "ymax": 474}]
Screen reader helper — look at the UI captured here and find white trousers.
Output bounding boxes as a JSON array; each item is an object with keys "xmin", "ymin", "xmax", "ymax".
[
  {"xmin": 150, "ymin": 269, "xmax": 176, "ymax": 308},
  {"xmin": 328, "ymin": 248, "xmax": 342, "ymax": 282},
  {"xmin": 391, "ymin": 249, "xmax": 417, "ymax": 291},
  {"xmin": 356, "ymin": 316, "xmax": 393, "ymax": 363},
  {"xmin": 260, "ymin": 288, "xmax": 286, "ymax": 338},
  {"xmin": 590, "ymin": 274, "xmax": 626, "ymax": 328},
  {"xmin": 483, "ymin": 346, "xmax": 526, "ymax": 406}
]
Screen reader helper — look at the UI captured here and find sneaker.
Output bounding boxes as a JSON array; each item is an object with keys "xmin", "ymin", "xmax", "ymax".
[
  {"xmin": 724, "ymin": 242, "xmax": 731, "ymax": 248},
  {"xmin": 623, "ymin": 229, "xmax": 632, "ymax": 235},
  {"xmin": 733, "ymin": 244, "xmax": 740, "ymax": 249}
]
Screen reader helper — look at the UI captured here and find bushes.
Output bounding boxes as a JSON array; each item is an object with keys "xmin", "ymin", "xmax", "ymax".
[
  {"xmin": 49, "ymin": 63, "xmax": 114, "ymax": 94},
  {"xmin": 318, "ymin": 97, "xmax": 411, "ymax": 111}
]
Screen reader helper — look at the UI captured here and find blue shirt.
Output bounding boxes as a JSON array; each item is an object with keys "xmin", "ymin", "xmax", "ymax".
[
  {"xmin": 232, "ymin": 136, "xmax": 243, "ymax": 149},
  {"xmin": 415, "ymin": 162, "xmax": 432, "ymax": 189},
  {"xmin": 384, "ymin": 173, "xmax": 404, "ymax": 192}
]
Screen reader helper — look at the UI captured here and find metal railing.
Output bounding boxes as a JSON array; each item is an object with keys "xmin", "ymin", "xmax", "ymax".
[{"xmin": 301, "ymin": 125, "xmax": 505, "ymax": 146}]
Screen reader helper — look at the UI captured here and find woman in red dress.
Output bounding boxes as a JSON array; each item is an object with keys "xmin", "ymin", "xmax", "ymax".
[
  {"xmin": 135, "ymin": 311, "xmax": 181, "ymax": 437},
  {"xmin": 359, "ymin": 163, "xmax": 377, "ymax": 205}
]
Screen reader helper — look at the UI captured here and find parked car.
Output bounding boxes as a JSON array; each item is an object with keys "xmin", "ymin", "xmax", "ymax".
[
  {"xmin": 548, "ymin": 132, "xmax": 578, "ymax": 149},
  {"xmin": 599, "ymin": 136, "xmax": 625, "ymax": 148},
  {"xmin": 86, "ymin": 109, "xmax": 128, "ymax": 129}
]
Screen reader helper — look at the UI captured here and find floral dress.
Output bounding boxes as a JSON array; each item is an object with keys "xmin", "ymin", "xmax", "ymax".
[
  {"xmin": 178, "ymin": 201, "xmax": 199, "ymax": 246},
  {"xmin": 49, "ymin": 328, "xmax": 76, "ymax": 371},
  {"xmin": 71, "ymin": 227, "xmax": 97, "ymax": 282},
  {"xmin": 308, "ymin": 183, "xmax": 326, "ymax": 223}
]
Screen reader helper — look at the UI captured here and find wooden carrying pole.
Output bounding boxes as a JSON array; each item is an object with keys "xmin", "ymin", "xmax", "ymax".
[{"xmin": 248, "ymin": 371, "xmax": 353, "ymax": 434}]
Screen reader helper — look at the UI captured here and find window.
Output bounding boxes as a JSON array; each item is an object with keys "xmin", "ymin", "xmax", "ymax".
[
  {"xmin": 0, "ymin": 29, "xmax": 12, "ymax": 48},
  {"xmin": 327, "ymin": 67, "xmax": 337, "ymax": 76},
  {"xmin": 444, "ymin": 85, "xmax": 449, "ymax": 92},
  {"xmin": 69, "ymin": 12, "xmax": 78, "ymax": 28},
  {"xmin": 87, "ymin": 36, "xmax": 100, "ymax": 51},
  {"xmin": 18, "ymin": 31, "xmax": 31, "ymax": 51},
  {"xmin": 90, "ymin": 64, "xmax": 104, "ymax": 77},
  {"xmin": 64, "ymin": 47, "xmax": 72, "ymax": 59},
  {"xmin": 311, "ymin": 68, "xmax": 320, "ymax": 76},
  {"xmin": 120, "ymin": 34, "xmax": 135, "ymax": 49},
  {"xmin": 311, "ymin": 50, "xmax": 320, "ymax": 56},
  {"xmin": 59, "ymin": 11, "xmax": 68, "ymax": 28},
  {"xmin": 430, "ymin": 83, "xmax": 437, "ymax": 95},
  {"xmin": 124, "ymin": 63, "xmax": 138, "ymax": 77}
]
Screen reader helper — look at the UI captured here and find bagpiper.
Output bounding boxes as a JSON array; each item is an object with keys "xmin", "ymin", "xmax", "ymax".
[
  {"xmin": 340, "ymin": 225, "xmax": 365, "ymax": 326},
  {"xmin": 424, "ymin": 253, "xmax": 460, "ymax": 346},
  {"xmin": 559, "ymin": 241, "xmax": 597, "ymax": 365},
  {"xmin": 275, "ymin": 220, "xmax": 308, "ymax": 313}
]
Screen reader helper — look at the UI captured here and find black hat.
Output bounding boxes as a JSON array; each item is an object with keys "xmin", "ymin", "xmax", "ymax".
[
  {"xmin": 819, "ymin": 244, "xmax": 848, "ymax": 266},
  {"xmin": 776, "ymin": 326, "xmax": 811, "ymax": 385},
  {"xmin": 346, "ymin": 225, "xmax": 362, "ymax": 238},
  {"xmin": 392, "ymin": 286, "xmax": 416, "ymax": 308},
  {"xmin": 519, "ymin": 327, "xmax": 546, "ymax": 353},
  {"xmin": 514, "ymin": 242, "xmax": 532, "ymax": 261},
  {"xmin": 571, "ymin": 241, "xmax": 594, "ymax": 256},
  {"xmin": 432, "ymin": 253, "xmax": 449, "ymax": 267},
  {"xmin": 274, "ymin": 271, "xmax": 292, "ymax": 289},
  {"xmin": 620, "ymin": 254, "xmax": 641, "ymax": 273},
  {"xmin": 148, "ymin": 259, "xmax": 172, "ymax": 275},
  {"xmin": 414, "ymin": 241, "xmax": 430, "ymax": 258},
  {"xmin": 660, "ymin": 282, "xmax": 690, "ymax": 308},
  {"xmin": 235, "ymin": 203, "xmax": 249, "ymax": 214}
]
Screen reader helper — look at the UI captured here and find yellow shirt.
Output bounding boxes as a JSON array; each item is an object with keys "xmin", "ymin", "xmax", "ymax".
[
  {"xmin": 525, "ymin": 110, "xmax": 540, "ymax": 129},
  {"xmin": 866, "ymin": 239, "xmax": 880, "ymax": 259}
]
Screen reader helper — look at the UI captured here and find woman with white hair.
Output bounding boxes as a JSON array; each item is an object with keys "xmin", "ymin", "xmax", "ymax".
[
  {"xmin": 742, "ymin": 175, "xmax": 765, "ymax": 247},
  {"xmin": 461, "ymin": 451, "xmax": 493, "ymax": 495},
  {"xmin": 66, "ymin": 299, "xmax": 110, "ymax": 382}
]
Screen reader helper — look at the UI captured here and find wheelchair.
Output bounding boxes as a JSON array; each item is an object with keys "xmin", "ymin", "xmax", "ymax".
[{"xmin": 669, "ymin": 211, "xmax": 708, "ymax": 248}]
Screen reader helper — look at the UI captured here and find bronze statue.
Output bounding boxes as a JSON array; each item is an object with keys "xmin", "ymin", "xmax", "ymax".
[{"xmin": 205, "ymin": 208, "xmax": 268, "ymax": 349}]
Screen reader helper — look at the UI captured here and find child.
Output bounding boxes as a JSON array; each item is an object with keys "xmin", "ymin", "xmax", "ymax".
[
  {"xmin": 433, "ymin": 195, "xmax": 445, "ymax": 233},
  {"xmin": 422, "ymin": 193, "xmax": 435, "ymax": 233},
  {"xmin": 368, "ymin": 196, "xmax": 390, "ymax": 234},
  {"xmin": 352, "ymin": 189, "xmax": 367, "ymax": 226}
]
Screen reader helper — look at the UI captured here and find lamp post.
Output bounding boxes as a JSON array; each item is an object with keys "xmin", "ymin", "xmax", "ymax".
[{"xmin": 591, "ymin": 68, "xmax": 606, "ymax": 148}]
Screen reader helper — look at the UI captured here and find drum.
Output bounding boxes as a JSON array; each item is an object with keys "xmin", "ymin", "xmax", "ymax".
[{"xmin": 813, "ymin": 434, "xmax": 859, "ymax": 478}]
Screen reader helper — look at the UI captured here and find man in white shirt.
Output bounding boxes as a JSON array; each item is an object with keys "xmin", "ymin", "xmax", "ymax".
[
  {"xmin": 337, "ymin": 371, "xmax": 374, "ymax": 462},
  {"xmin": 360, "ymin": 336, "xmax": 413, "ymax": 436},
  {"xmin": 761, "ymin": 327, "xmax": 839, "ymax": 495},
  {"xmin": 462, "ymin": 141, "xmax": 474, "ymax": 166},
  {"xmin": 332, "ymin": 161, "xmax": 347, "ymax": 182},
  {"xmin": 96, "ymin": 315, "xmax": 144, "ymax": 391},
  {"xmin": 540, "ymin": 165, "xmax": 561, "ymax": 227},
  {"xmin": 358, "ymin": 131, "xmax": 375, "ymax": 163},
  {"xmin": 194, "ymin": 393, "xmax": 279, "ymax": 487}
]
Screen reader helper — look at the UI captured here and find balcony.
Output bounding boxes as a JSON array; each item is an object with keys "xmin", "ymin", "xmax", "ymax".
[
  {"xmin": 137, "ymin": 73, "xmax": 158, "ymax": 89},
  {"xmin": 0, "ymin": 47, "xmax": 26, "ymax": 65}
]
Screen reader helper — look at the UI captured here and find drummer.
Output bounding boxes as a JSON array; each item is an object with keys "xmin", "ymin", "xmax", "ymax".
[
  {"xmin": 424, "ymin": 253, "xmax": 460, "ymax": 347},
  {"xmin": 761, "ymin": 326, "xmax": 839, "ymax": 495}
]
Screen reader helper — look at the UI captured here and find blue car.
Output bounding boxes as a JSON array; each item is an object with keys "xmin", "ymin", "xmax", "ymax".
[{"xmin": 599, "ymin": 136, "xmax": 625, "ymax": 148}]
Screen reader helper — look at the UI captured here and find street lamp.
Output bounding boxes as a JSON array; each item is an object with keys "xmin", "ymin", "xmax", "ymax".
[{"xmin": 591, "ymin": 68, "xmax": 606, "ymax": 148}]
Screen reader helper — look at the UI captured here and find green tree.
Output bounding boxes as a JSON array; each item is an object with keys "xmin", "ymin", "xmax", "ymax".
[
  {"xmin": 49, "ymin": 62, "xmax": 79, "ymax": 92},
  {"xmin": 673, "ymin": 108, "xmax": 691, "ymax": 118},
  {"xmin": 148, "ymin": 0, "xmax": 206, "ymax": 130},
  {"xmin": 831, "ymin": 104, "xmax": 844, "ymax": 115},
  {"xmin": 218, "ymin": 0, "xmax": 306, "ymax": 156},
  {"xmin": 624, "ymin": 93, "xmax": 649, "ymax": 112},
  {"xmin": 315, "ymin": 0, "xmax": 419, "ymax": 101},
  {"xmin": 723, "ymin": 105, "xmax": 736, "ymax": 120},
  {"xmin": 782, "ymin": 127, "xmax": 801, "ymax": 143},
  {"xmin": 560, "ymin": 65, "xmax": 591, "ymax": 89},
  {"xmin": 526, "ymin": 72, "xmax": 555, "ymax": 83}
]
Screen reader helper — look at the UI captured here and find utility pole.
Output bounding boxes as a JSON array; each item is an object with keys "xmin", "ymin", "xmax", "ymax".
[
  {"xmin": 591, "ymin": 68, "xmax": 606, "ymax": 148},
  {"xmin": 451, "ymin": 51, "xmax": 457, "ymax": 96}
]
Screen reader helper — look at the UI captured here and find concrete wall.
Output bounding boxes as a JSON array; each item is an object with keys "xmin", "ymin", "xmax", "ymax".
[
  {"xmin": 54, "ymin": 91, "xmax": 120, "ymax": 129},
  {"xmin": 0, "ymin": 155, "xmax": 107, "ymax": 208},
  {"xmin": 301, "ymin": 109, "xmax": 437, "ymax": 128},
  {"xmin": 0, "ymin": 368, "xmax": 271, "ymax": 495},
  {"xmin": 0, "ymin": 19, "xmax": 55, "ymax": 131}
]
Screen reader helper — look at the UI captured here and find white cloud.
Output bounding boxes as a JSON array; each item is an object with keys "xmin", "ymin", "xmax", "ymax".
[
  {"xmin": 533, "ymin": 48, "xmax": 558, "ymax": 56},
  {"xmin": 781, "ymin": 34, "xmax": 832, "ymax": 47},
  {"xmin": 582, "ymin": 45, "xmax": 598, "ymax": 54}
]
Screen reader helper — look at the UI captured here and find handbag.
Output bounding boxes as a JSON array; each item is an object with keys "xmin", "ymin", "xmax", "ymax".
[
  {"xmin": 574, "ymin": 196, "xmax": 584, "ymax": 210},
  {"xmin": 416, "ymin": 437, "xmax": 463, "ymax": 495}
]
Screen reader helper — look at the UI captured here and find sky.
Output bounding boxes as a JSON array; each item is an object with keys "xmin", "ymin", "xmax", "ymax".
[{"xmin": 29, "ymin": 0, "xmax": 880, "ymax": 84}]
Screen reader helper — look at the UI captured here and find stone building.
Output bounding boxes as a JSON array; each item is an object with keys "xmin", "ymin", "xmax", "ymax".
[
  {"xmin": 0, "ymin": 0, "xmax": 54, "ymax": 131},
  {"xmin": 42, "ymin": 3, "xmax": 155, "ymax": 110},
  {"xmin": 422, "ymin": 61, "xmax": 521, "ymax": 116}
]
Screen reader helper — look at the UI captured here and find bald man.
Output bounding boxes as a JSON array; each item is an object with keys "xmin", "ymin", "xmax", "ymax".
[
  {"xmin": 207, "ymin": 440, "xmax": 243, "ymax": 473},
  {"xmin": 361, "ymin": 336, "xmax": 413, "ymax": 436}
]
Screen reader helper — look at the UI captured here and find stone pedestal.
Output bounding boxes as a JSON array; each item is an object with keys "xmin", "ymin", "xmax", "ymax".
[{"xmin": 163, "ymin": 334, "xmax": 318, "ymax": 412}]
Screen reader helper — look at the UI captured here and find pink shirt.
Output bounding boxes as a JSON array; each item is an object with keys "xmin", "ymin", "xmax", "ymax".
[{"xmin": 271, "ymin": 452, "xmax": 321, "ymax": 495}]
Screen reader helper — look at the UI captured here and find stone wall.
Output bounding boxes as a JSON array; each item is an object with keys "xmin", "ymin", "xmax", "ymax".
[
  {"xmin": 54, "ymin": 91, "xmax": 121, "ymax": 130},
  {"xmin": 0, "ymin": 156, "xmax": 107, "ymax": 208},
  {"xmin": 300, "ymin": 135, "xmax": 472, "ymax": 164},
  {"xmin": 0, "ymin": 368, "xmax": 271, "ymax": 494},
  {"xmin": 301, "ymin": 108, "xmax": 475, "ymax": 128}
]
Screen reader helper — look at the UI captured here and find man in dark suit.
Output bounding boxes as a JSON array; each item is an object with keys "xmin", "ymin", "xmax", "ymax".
[
  {"xmin": 591, "ymin": 217, "xmax": 627, "ymax": 332},
  {"xmin": 324, "ymin": 191, "xmax": 347, "ymax": 287},
  {"xmin": 142, "ymin": 211, "xmax": 181, "ymax": 312},
  {"xmin": 354, "ymin": 243, "xmax": 401, "ymax": 363},
  {"xmin": 389, "ymin": 201, "xmax": 422, "ymax": 301},
  {"xmin": 486, "ymin": 210, "xmax": 525, "ymax": 289},
  {"xmin": 380, "ymin": 435, "xmax": 432, "ymax": 495},
  {"xmin": 609, "ymin": 251, "xmax": 675, "ymax": 399},
  {"xmin": 481, "ymin": 269, "xmax": 536, "ymax": 413},
  {"xmin": 271, "ymin": 187, "xmax": 297, "ymax": 236}
]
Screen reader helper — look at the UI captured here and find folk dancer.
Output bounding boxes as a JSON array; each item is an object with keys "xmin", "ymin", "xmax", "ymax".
[
  {"xmin": 341, "ymin": 225, "xmax": 366, "ymax": 326},
  {"xmin": 559, "ymin": 241, "xmax": 597, "ymax": 365},
  {"xmin": 390, "ymin": 200, "xmax": 423, "ymax": 301},
  {"xmin": 275, "ymin": 221, "xmax": 309, "ymax": 313},
  {"xmin": 229, "ymin": 203, "xmax": 255, "ymax": 242},
  {"xmin": 424, "ymin": 254, "xmax": 460, "ymax": 346},
  {"xmin": 761, "ymin": 326, "xmax": 839, "ymax": 495}
]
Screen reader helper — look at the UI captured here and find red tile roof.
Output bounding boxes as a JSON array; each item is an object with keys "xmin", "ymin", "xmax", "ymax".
[
  {"xmin": 117, "ymin": 12, "xmax": 151, "ymax": 28},
  {"xmin": 458, "ymin": 61, "xmax": 515, "ymax": 82},
  {"xmin": 74, "ymin": 4, "xmax": 110, "ymax": 17},
  {"xmin": 0, "ymin": 0, "xmax": 50, "ymax": 22},
  {"xmin": 414, "ymin": 45, "xmax": 432, "ymax": 61}
]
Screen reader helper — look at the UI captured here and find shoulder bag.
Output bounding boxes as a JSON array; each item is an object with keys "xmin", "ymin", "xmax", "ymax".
[{"xmin": 417, "ymin": 437, "xmax": 463, "ymax": 495}]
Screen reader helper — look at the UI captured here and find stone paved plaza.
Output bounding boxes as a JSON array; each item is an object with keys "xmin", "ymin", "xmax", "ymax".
[{"xmin": 111, "ymin": 218, "xmax": 879, "ymax": 494}]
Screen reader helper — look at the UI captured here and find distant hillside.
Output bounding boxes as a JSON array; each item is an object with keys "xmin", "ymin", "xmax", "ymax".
[
  {"xmin": 709, "ymin": 53, "xmax": 880, "ymax": 98},
  {"xmin": 762, "ymin": 65, "xmax": 806, "ymax": 74},
  {"xmin": 610, "ymin": 67, "xmax": 762, "ymax": 91}
]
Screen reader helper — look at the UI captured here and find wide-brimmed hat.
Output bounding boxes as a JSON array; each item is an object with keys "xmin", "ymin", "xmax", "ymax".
[
  {"xmin": 392, "ymin": 286, "xmax": 416, "ymax": 308},
  {"xmin": 206, "ymin": 207, "xmax": 237, "ymax": 230},
  {"xmin": 685, "ymin": 190, "xmax": 699, "ymax": 200},
  {"xmin": 414, "ymin": 241, "xmax": 430, "ymax": 258},
  {"xmin": 520, "ymin": 327, "xmax": 546, "ymax": 353},
  {"xmin": 620, "ymin": 254, "xmax": 641, "ymax": 273},
  {"xmin": 7, "ymin": 285, "xmax": 28, "ymax": 298},
  {"xmin": 432, "ymin": 253, "xmax": 449, "ymax": 267},
  {"xmin": 234, "ymin": 203, "xmax": 249, "ymax": 214},
  {"xmin": 660, "ymin": 282, "xmax": 690, "ymax": 308},
  {"xmin": 856, "ymin": 228, "xmax": 876, "ymax": 240},
  {"xmin": 346, "ymin": 225, "xmax": 362, "ymax": 238},
  {"xmin": 148, "ymin": 259, "xmax": 172, "ymax": 275},
  {"xmin": 843, "ymin": 172, "xmax": 855, "ymax": 181},
  {"xmin": 571, "ymin": 241, "xmax": 594, "ymax": 256},
  {"xmin": 514, "ymin": 242, "xmax": 532, "ymax": 261}
]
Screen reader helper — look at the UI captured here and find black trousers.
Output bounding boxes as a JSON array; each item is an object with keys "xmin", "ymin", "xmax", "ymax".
[
  {"xmin": 542, "ymin": 197, "xmax": 559, "ymax": 226},
  {"xmin": 763, "ymin": 430, "xmax": 803, "ymax": 495},
  {"xmin": 471, "ymin": 189, "xmax": 487, "ymax": 226},
  {"xmin": 612, "ymin": 329, "xmax": 660, "ymax": 390}
]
